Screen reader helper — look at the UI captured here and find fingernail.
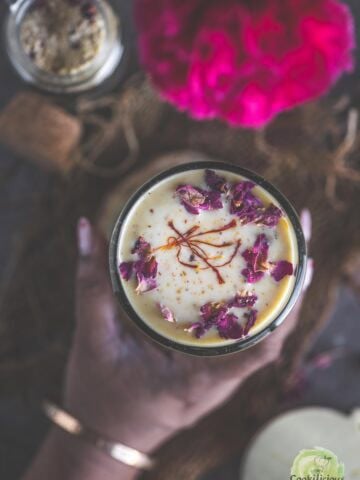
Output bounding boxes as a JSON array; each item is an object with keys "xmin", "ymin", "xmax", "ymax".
[
  {"xmin": 303, "ymin": 258, "xmax": 314, "ymax": 291},
  {"xmin": 77, "ymin": 217, "xmax": 92, "ymax": 257},
  {"xmin": 300, "ymin": 209, "xmax": 312, "ymax": 244}
]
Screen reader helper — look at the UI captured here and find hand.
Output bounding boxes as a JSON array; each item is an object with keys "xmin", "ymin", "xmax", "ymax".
[
  {"xmin": 64, "ymin": 211, "xmax": 313, "ymax": 457},
  {"xmin": 24, "ymin": 211, "xmax": 312, "ymax": 480}
]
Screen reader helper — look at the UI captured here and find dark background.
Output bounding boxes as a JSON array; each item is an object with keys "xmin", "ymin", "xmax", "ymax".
[{"xmin": 0, "ymin": 1, "xmax": 359, "ymax": 479}]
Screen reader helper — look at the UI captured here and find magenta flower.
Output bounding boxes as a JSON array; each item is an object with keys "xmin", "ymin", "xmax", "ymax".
[{"xmin": 135, "ymin": 0, "xmax": 355, "ymax": 127}]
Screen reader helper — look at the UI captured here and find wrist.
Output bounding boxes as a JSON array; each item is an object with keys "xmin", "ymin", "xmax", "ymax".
[
  {"xmin": 37, "ymin": 427, "xmax": 139, "ymax": 480},
  {"xmin": 26, "ymin": 402, "xmax": 177, "ymax": 480},
  {"xmin": 65, "ymin": 399, "xmax": 177, "ymax": 456}
]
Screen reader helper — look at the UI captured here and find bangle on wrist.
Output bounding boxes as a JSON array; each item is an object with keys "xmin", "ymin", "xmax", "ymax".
[{"xmin": 42, "ymin": 400, "xmax": 155, "ymax": 471}]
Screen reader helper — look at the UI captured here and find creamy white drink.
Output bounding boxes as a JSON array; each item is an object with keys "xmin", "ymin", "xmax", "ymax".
[{"xmin": 116, "ymin": 167, "xmax": 299, "ymax": 348}]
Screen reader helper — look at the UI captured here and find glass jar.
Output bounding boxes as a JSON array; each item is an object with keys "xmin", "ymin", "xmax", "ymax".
[
  {"xmin": 5, "ymin": 0, "xmax": 124, "ymax": 93},
  {"xmin": 109, "ymin": 161, "xmax": 307, "ymax": 357}
]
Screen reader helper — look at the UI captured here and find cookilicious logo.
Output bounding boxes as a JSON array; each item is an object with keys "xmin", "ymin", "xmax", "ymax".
[{"xmin": 290, "ymin": 447, "xmax": 345, "ymax": 480}]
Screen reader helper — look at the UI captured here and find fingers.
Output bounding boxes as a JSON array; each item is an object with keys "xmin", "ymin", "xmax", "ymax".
[
  {"xmin": 300, "ymin": 208, "xmax": 314, "ymax": 293},
  {"xmin": 303, "ymin": 258, "xmax": 314, "ymax": 292},
  {"xmin": 75, "ymin": 218, "xmax": 120, "ymax": 355},
  {"xmin": 300, "ymin": 208, "xmax": 312, "ymax": 244}
]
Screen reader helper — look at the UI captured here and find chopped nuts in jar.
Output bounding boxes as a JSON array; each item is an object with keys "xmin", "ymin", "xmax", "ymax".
[{"xmin": 20, "ymin": 0, "xmax": 106, "ymax": 76}]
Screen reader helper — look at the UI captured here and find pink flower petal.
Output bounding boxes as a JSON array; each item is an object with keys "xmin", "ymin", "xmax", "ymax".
[
  {"xmin": 136, "ymin": 0, "xmax": 355, "ymax": 128},
  {"xmin": 271, "ymin": 260, "xmax": 294, "ymax": 282}
]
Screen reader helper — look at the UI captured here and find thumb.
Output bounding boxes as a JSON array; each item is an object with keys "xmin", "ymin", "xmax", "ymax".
[{"xmin": 75, "ymin": 217, "xmax": 120, "ymax": 356}]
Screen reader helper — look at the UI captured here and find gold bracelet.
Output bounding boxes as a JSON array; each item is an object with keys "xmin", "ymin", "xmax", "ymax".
[{"xmin": 42, "ymin": 400, "xmax": 155, "ymax": 471}]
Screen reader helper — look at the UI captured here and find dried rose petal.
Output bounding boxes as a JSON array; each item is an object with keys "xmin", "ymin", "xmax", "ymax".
[
  {"xmin": 205, "ymin": 169, "xmax": 230, "ymax": 193},
  {"xmin": 230, "ymin": 181, "xmax": 264, "ymax": 224},
  {"xmin": 217, "ymin": 313, "xmax": 244, "ymax": 339},
  {"xmin": 134, "ymin": 256, "xmax": 158, "ymax": 293},
  {"xmin": 259, "ymin": 204, "xmax": 283, "ymax": 227},
  {"xmin": 188, "ymin": 298, "xmax": 259, "ymax": 340},
  {"xmin": 242, "ymin": 235, "xmax": 293, "ymax": 283},
  {"xmin": 242, "ymin": 234, "xmax": 269, "ymax": 283},
  {"xmin": 243, "ymin": 309, "xmax": 257, "ymax": 335},
  {"xmin": 228, "ymin": 292, "xmax": 258, "ymax": 308},
  {"xmin": 200, "ymin": 302, "xmax": 227, "ymax": 325},
  {"xmin": 176, "ymin": 185, "xmax": 207, "ymax": 214},
  {"xmin": 187, "ymin": 302, "xmax": 228, "ymax": 338},
  {"xmin": 231, "ymin": 182, "xmax": 260, "ymax": 208},
  {"xmin": 188, "ymin": 301, "xmax": 248, "ymax": 339},
  {"xmin": 185, "ymin": 322, "xmax": 206, "ymax": 339},
  {"xmin": 158, "ymin": 304, "xmax": 176, "ymax": 323},
  {"xmin": 121, "ymin": 236, "xmax": 158, "ymax": 293},
  {"xmin": 136, "ymin": 275, "xmax": 157, "ymax": 294},
  {"xmin": 119, "ymin": 261, "xmax": 133, "ymax": 281},
  {"xmin": 232, "ymin": 181, "xmax": 255, "ymax": 196},
  {"xmin": 242, "ymin": 234, "xmax": 269, "ymax": 267},
  {"xmin": 230, "ymin": 182, "xmax": 283, "ymax": 227},
  {"xmin": 176, "ymin": 185, "xmax": 222, "ymax": 214},
  {"xmin": 271, "ymin": 260, "xmax": 293, "ymax": 281},
  {"xmin": 131, "ymin": 236, "xmax": 151, "ymax": 258},
  {"xmin": 241, "ymin": 268, "xmax": 265, "ymax": 284},
  {"xmin": 206, "ymin": 190, "xmax": 223, "ymax": 210}
]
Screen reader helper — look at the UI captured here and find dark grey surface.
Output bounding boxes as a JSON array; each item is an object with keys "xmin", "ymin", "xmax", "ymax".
[{"xmin": 0, "ymin": 1, "xmax": 359, "ymax": 479}]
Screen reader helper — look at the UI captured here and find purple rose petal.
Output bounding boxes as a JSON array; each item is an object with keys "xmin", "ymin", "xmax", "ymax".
[
  {"xmin": 244, "ymin": 309, "xmax": 258, "ymax": 335},
  {"xmin": 159, "ymin": 304, "xmax": 176, "ymax": 323},
  {"xmin": 271, "ymin": 260, "xmax": 294, "ymax": 281},
  {"xmin": 259, "ymin": 204, "xmax": 283, "ymax": 227},
  {"xmin": 187, "ymin": 302, "xmax": 227, "ymax": 338},
  {"xmin": 217, "ymin": 313, "xmax": 244, "ymax": 339},
  {"xmin": 242, "ymin": 235, "xmax": 293, "ymax": 284},
  {"xmin": 134, "ymin": 256, "xmax": 158, "ymax": 293},
  {"xmin": 121, "ymin": 236, "xmax": 158, "ymax": 294},
  {"xmin": 185, "ymin": 322, "xmax": 207, "ymax": 339},
  {"xmin": 131, "ymin": 236, "xmax": 151, "ymax": 257},
  {"xmin": 176, "ymin": 185, "xmax": 223, "ymax": 214},
  {"xmin": 228, "ymin": 292, "xmax": 258, "ymax": 308},
  {"xmin": 230, "ymin": 182, "xmax": 283, "ymax": 227},
  {"xmin": 242, "ymin": 234, "xmax": 269, "ymax": 265},
  {"xmin": 176, "ymin": 185, "xmax": 206, "ymax": 214},
  {"xmin": 200, "ymin": 302, "xmax": 228, "ymax": 327},
  {"xmin": 206, "ymin": 190, "xmax": 223, "ymax": 210},
  {"xmin": 136, "ymin": 274, "xmax": 157, "ymax": 294},
  {"xmin": 230, "ymin": 181, "xmax": 264, "ymax": 224},
  {"xmin": 241, "ymin": 268, "xmax": 265, "ymax": 284},
  {"xmin": 187, "ymin": 300, "xmax": 258, "ymax": 340},
  {"xmin": 232, "ymin": 181, "xmax": 257, "ymax": 198},
  {"xmin": 119, "ymin": 261, "xmax": 133, "ymax": 281},
  {"xmin": 241, "ymin": 234, "xmax": 269, "ymax": 283},
  {"xmin": 205, "ymin": 169, "xmax": 230, "ymax": 193}
]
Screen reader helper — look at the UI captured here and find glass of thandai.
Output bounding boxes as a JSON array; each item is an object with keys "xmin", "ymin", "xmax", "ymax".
[{"xmin": 110, "ymin": 162, "xmax": 307, "ymax": 356}]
